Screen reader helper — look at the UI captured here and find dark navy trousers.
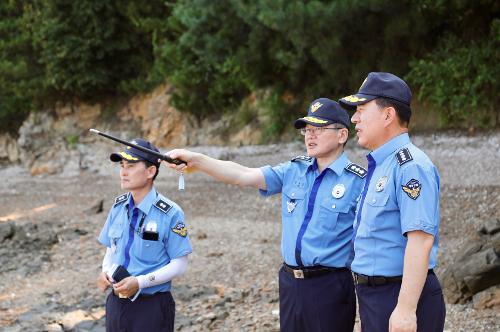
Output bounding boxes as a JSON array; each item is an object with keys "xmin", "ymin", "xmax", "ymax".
[
  {"xmin": 279, "ymin": 266, "xmax": 356, "ymax": 332},
  {"xmin": 106, "ymin": 291, "xmax": 175, "ymax": 332},
  {"xmin": 356, "ymin": 273, "xmax": 446, "ymax": 332}
]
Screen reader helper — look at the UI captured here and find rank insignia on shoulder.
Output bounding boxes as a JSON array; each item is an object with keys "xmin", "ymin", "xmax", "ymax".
[
  {"xmin": 402, "ymin": 179, "xmax": 421, "ymax": 200},
  {"xmin": 396, "ymin": 148, "xmax": 413, "ymax": 166},
  {"xmin": 171, "ymin": 222, "xmax": 188, "ymax": 237},
  {"xmin": 345, "ymin": 163, "xmax": 367, "ymax": 178},
  {"xmin": 154, "ymin": 199, "xmax": 172, "ymax": 214},
  {"xmin": 291, "ymin": 155, "xmax": 313, "ymax": 163},
  {"xmin": 114, "ymin": 193, "xmax": 128, "ymax": 206}
]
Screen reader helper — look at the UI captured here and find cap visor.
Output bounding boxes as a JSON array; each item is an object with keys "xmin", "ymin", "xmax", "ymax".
[
  {"xmin": 110, "ymin": 151, "xmax": 140, "ymax": 163},
  {"xmin": 339, "ymin": 93, "xmax": 377, "ymax": 110},
  {"xmin": 294, "ymin": 116, "xmax": 332, "ymax": 129}
]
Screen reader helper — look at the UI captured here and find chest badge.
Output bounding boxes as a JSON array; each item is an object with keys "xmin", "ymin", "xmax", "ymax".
[
  {"xmin": 287, "ymin": 199, "xmax": 297, "ymax": 213},
  {"xmin": 332, "ymin": 184, "xmax": 345, "ymax": 199},
  {"xmin": 375, "ymin": 176, "xmax": 388, "ymax": 192}
]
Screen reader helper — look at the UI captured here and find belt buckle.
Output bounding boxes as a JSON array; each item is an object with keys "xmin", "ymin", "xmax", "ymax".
[{"xmin": 293, "ymin": 269, "xmax": 304, "ymax": 279}]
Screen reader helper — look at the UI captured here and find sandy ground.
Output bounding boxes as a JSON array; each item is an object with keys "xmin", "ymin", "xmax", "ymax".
[{"xmin": 0, "ymin": 131, "xmax": 499, "ymax": 331}]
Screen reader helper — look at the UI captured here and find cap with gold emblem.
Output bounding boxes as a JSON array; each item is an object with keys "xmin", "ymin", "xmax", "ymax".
[
  {"xmin": 109, "ymin": 138, "xmax": 161, "ymax": 167},
  {"xmin": 339, "ymin": 72, "xmax": 412, "ymax": 110},
  {"xmin": 294, "ymin": 98, "xmax": 350, "ymax": 129}
]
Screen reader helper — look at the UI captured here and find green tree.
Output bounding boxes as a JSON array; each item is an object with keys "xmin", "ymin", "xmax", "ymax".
[
  {"xmin": 155, "ymin": 0, "xmax": 446, "ymax": 129},
  {"xmin": 407, "ymin": 1, "xmax": 500, "ymax": 127},
  {"xmin": 0, "ymin": 0, "xmax": 41, "ymax": 132},
  {"xmin": 29, "ymin": 0, "xmax": 171, "ymax": 100}
]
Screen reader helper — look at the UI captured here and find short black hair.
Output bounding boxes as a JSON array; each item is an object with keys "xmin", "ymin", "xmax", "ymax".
[
  {"xmin": 144, "ymin": 160, "xmax": 159, "ymax": 181},
  {"xmin": 375, "ymin": 97, "xmax": 411, "ymax": 127}
]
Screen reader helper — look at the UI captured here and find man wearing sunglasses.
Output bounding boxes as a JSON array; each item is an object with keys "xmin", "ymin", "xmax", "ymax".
[{"xmin": 165, "ymin": 98, "xmax": 365, "ymax": 332}]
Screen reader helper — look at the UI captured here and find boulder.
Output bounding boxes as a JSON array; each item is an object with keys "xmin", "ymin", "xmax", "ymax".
[
  {"xmin": 0, "ymin": 133, "xmax": 20, "ymax": 163},
  {"xmin": 442, "ymin": 219, "xmax": 500, "ymax": 303},
  {"xmin": 472, "ymin": 285, "xmax": 500, "ymax": 309}
]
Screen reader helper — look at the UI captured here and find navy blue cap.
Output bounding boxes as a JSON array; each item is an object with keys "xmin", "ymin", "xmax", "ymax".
[
  {"xmin": 339, "ymin": 72, "xmax": 412, "ymax": 110},
  {"xmin": 110, "ymin": 138, "xmax": 161, "ymax": 167},
  {"xmin": 294, "ymin": 98, "xmax": 351, "ymax": 129}
]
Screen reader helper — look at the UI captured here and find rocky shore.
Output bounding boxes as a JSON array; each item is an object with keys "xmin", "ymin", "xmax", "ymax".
[{"xmin": 0, "ymin": 132, "xmax": 499, "ymax": 331}]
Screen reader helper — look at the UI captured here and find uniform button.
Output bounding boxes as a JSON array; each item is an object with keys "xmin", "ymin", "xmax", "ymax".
[
  {"xmin": 372, "ymin": 199, "xmax": 376, "ymax": 203},
  {"xmin": 332, "ymin": 204, "xmax": 336, "ymax": 209},
  {"xmin": 291, "ymin": 193, "xmax": 295, "ymax": 197}
]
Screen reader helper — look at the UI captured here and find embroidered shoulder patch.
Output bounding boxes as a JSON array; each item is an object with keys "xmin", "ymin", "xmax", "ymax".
[
  {"xmin": 402, "ymin": 179, "xmax": 421, "ymax": 200},
  {"xmin": 171, "ymin": 222, "xmax": 188, "ymax": 237},
  {"xmin": 345, "ymin": 163, "xmax": 367, "ymax": 178},
  {"xmin": 291, "ymin": 155, "xmax": 313, "ymax": 163},
  {"xmin": 396, "ymin": 148, "xmax": 413, "ymax": 166},
  {"xmin": 114, "ymin": 193, "xmax": 128, "ymax": 206},
  {"xmin": 154, "ymin": 199, "xmax": 172, "ymax": 214}
]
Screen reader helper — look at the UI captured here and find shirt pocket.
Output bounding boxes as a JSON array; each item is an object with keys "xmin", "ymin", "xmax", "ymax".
[
  {"xmin": 364, "ymin": 192, "xmax": 398, "ymax": 230},
  {"xmin": 318, "ymin": 199, "xmax": 351, "ymax": 231},
  {"xmin": 108, "ymin": 225, "xmax": 124, "ymax": 242},
  {"xmin": 137, "ymin": 237, "xmax": 165, "ymax": 264},
  {"xmin": 282, "ymin": 187, "xmax": 306, "ymax": 219},
  {"xmin": 366, "ymin": 193, "xmax": 390, "ymax": 208}
]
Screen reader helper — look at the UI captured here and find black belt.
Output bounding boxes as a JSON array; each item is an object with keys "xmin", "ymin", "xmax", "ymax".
[
  {"xmin": 283, "ymin": 263, "xmax": 347, "ymax": 279},
  {"xmin": 112, "ymin": 290, "xmax": 166, "ymax": 299},
  {"xmin": 353, "ymin": 269, "xmax": 435, "ymax": 286}
]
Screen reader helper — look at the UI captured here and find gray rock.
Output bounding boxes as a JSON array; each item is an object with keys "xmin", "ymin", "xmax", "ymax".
[
  {"xmin": 443, "ymin": 227, "xmax": 500, "ymax": 303},
  {"xmin": 0, "ymin": 222, "xmax": 15, "ymax": 242},
  {"xmin": 479, "ymin": 219, "xmax": 500, "ymax": 235},
  {"xmin": 472, "ymin": 285, "xmax": 500, "ymax": 309},
  {"xmin": 83, "ymin": 199, "xmax": 104, "ymax": 215}
]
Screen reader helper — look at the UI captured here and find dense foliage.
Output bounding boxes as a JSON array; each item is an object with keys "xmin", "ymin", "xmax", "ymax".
[{"xmin": 0, "ymin": 0, "xmax": 498, "ymax": 134}]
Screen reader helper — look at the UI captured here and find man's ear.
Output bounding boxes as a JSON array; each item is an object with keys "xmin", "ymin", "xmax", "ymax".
[
  {"xmin": 147, "ymin": 165, "xmax": 157, "ymax": 179},
  {"xmin": 338, "ymin": 128, "xmax": 349, "ymax": 145},
  {"xmin": 384, "ymin": 106, "xmax": 397, "ymax": 126}
]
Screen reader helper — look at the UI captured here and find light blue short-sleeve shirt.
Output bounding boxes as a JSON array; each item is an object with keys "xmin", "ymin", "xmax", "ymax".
[
  {"xmin": 98, "ymin": 187, "xmax": 192, "ymax": 294},
  {"xmin": 260, "ymin": 152, "xmax": 365, "ymax": 268},
  {"xmin": 351, "ymin": 133, "xmax": 441, "ymax": 276}
]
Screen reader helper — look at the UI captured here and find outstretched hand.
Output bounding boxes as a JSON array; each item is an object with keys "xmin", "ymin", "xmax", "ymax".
[{"xmin": 164, "ymin": 149, "xmax": 198, "ymax": 172}]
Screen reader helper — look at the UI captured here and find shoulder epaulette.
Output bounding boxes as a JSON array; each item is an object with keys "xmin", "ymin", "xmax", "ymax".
[
  {"xmin": 345, "ymin": 163, "xmax": 367, "ymax": 178},
  {"xmin": 154, "ymin": 199, "xmax": 172, "ymax": 214},
  {"xmin": 114, "ymin": 193, "xmax": 128, "ymax": 206},
  {"xmin": 395, "ymin": 148, "xmax": 413, "ymax": 166},
  {"xmin": 291, "ymin": 155, "xmax": 313, "ymax": 163}
]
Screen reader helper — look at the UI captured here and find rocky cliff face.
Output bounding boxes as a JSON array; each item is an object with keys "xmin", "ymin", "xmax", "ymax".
[{"xmin": 2, "ymin": 84, "xmax": 263, "ymax": 175}]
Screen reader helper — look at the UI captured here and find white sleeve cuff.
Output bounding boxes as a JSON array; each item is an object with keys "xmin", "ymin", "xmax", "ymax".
[
  {"xmin": 137, "ymin": 255, "xmax": 189, "ymax": 289},
  {"xmin": 102, "ymin": 247, "xmax": 113, "ymax": 273}
]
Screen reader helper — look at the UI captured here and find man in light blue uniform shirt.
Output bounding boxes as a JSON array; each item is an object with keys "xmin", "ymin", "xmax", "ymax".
[
  {"xmin": 340, "ymin": 72, "xmax": 446, "ymax": 332},
  {"xmin": 96, "ymin": 138, "xmax": 192, "ymax": 332},
  {"xmin": 166, "ymin": 98, "xmax": 365, "ymax": 332}
]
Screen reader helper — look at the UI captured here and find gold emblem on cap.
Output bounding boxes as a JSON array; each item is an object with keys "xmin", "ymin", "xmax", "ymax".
[
  {"xmin": 118, "ymin": 151, "xmax": 139, "ymax": 161},
  {"xmin": 310, "ymin": 102, "xmax": 323, "ymax": 113},
  {"xmin": 302, "ymin": 116, "xmax": 328, "ymax": 124},
  {"xmin": 342, "ymin": 95, "xmax": 367, "ymax": 103}
]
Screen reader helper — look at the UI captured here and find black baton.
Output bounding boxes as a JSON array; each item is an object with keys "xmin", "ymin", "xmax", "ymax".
[{"xmin": 89, "ymin": 128, "xmax": 186, "ymax": 165}]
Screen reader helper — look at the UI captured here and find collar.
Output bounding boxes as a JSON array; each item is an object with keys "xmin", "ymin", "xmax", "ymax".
[
  {"xmin": 308, "ymin": 152, "xmax": 349, "ymax": 176},
  {"xmin": 369, "ymin": 133, "xmax": 410, "ymax": 164},
  {"xmin": 126, "ymin": 187, "xmax": 157, "ymax": 215}
]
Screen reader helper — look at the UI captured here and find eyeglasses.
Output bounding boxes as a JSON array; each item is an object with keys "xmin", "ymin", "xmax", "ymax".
[{"xmin": 299, "ymin": 127, "xmax": 345, "ymax": 136}]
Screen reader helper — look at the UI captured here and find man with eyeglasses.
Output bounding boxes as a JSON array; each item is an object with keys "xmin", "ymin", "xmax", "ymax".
[{"xmin": 165, "ymin": 98, "xmax": 365, "ymax": 332}]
